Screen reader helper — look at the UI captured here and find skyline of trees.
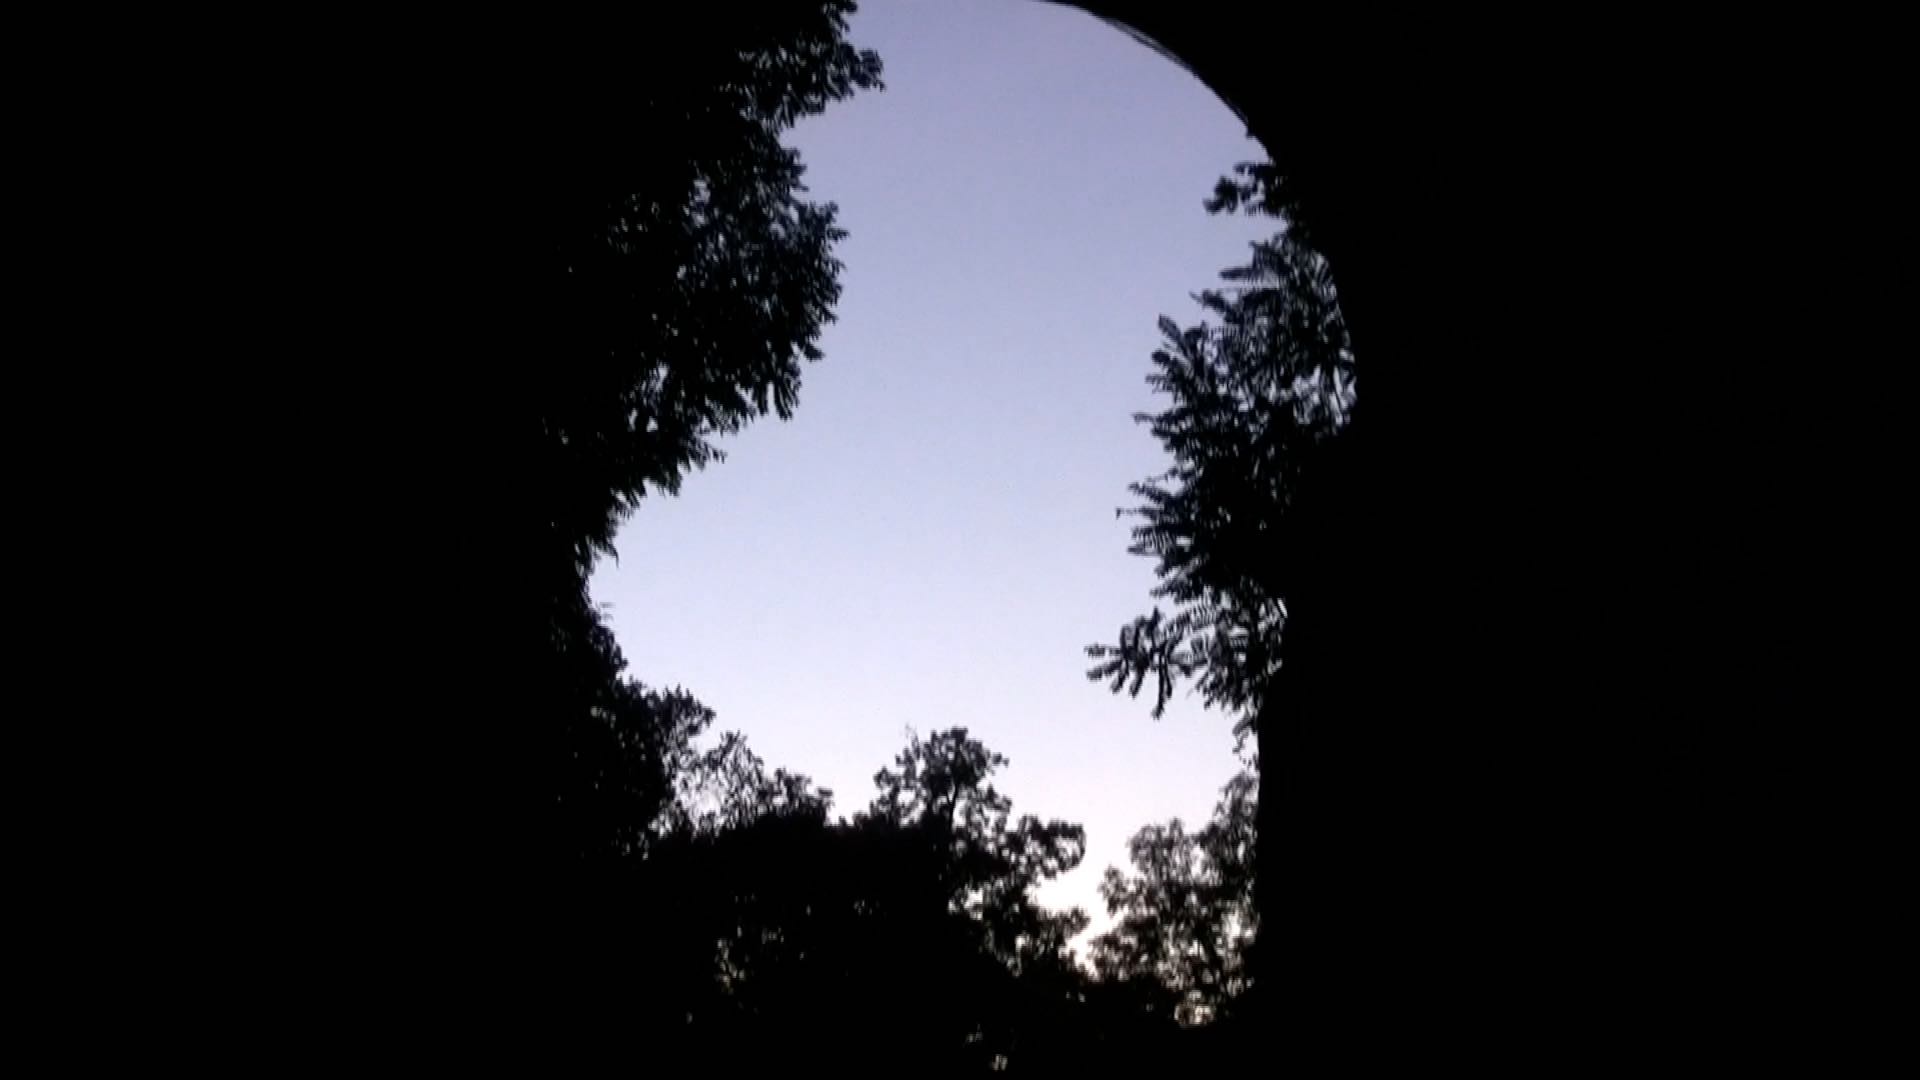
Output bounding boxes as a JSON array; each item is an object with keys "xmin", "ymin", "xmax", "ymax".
[
  {"xmin": 527, "ymin": 3, "xmax": 1328, "ymax": 1066},
  {"xmin": 635, "ymin": 719, "xmax": 1256, "ymax": 1059}
]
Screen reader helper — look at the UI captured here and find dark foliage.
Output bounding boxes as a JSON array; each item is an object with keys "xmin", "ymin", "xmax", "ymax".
[
  {"xmin": 667, "ymin": 730, "xmax": 835, "ymax": 835},
  {"xmin": 510, "ymin": 8, "xmax": 1253, "ymax": 1066},
  {"xmin": 521, "ymin": 7, "xmax": 1284, "ymax": 1057},
  {"xmin": 88, "ymin": 0, "xmax": 1758, "ymax": 1072},
  {"xmin": 532, "ymin": 3, "xmax": 884, "ymax": 576},
  {"xmin": 539, "ymin": 1, "xmax": 882, "ymax": 858},
  {"xmin": 1081, "ymin": 162, "xmax": 1355, "ymax": 1054},
  {"xmin": 628, "ymin": 727, "xmax": 1200, "ymax": 1073},
  {"xmin": 861, "ymin": 729, "xmax": 1090, "ymax": 976},
  {"xmin": 1088, "ymin": 770, "xmax": 1257, "ymax": 1024},
  {"xmin": 1087, "ymin": 166, "xmax": 1354, "ymax": 732},
  {"xmin": 635, "ymin": 728, "xmax": 1275, "ymax": 1066}
]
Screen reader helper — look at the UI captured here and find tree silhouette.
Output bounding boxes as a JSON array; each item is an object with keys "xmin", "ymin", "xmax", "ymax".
[
  {"xmin": 1085, "ymin": 164, "xmax": 1355, "ymax": 1035},
  {"xmin": 628, "ymin": 727, "xmax": 1105, "ymax": 1071},
  {"xmin": 862, "ymin": 729, "xmax": 1090, "ymax": 976},
  {"xmin": 535, "ymin": 11, "xmax": 884, "ymax": 574},
  {"xmin": 549, "ymin": 698, "xmax": 1279, "ymax": 1070},
  {"xmin": 1089, "ymin": 769, "xmax": 1257, "ymax": 1025},
  {"xmin": 666, "ymin": 729, "xmax": 834, "ymax": 835},
  {"xmin": 539, "ymin": 2, "xmax": 883, "ymax": 858},
  {"xmin": 1087, "ymin": 164, "xmax": 1354, "ymax": 731},
  {"xmin": 551, "ymin": 586, "xmax": 716, "ymax": 857},
  {"xmin": 514, "ymin": 9, "xmax": 1349, "ymax": 1066}
]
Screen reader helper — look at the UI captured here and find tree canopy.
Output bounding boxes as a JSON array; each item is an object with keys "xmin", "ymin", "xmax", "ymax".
[
  {"xmin": 1087, "ymin": 162, "xmax": 1355, "ymax": 734},
  {"xmin": 536, "ymin": 1, "xmax": 884, "ymax": 573},
  {"xmin": 539, "ymin": 1, "xmax": 882, "ymax": 858},
  {"xmin": 513, "ymin": 8, "xmax": 1308, "ymax": 1067},
  {"xmin": 1089, "ymin": 769, "xmax": 1257, "ymax": 1024},
  {"xmin": 633, "ymin": 727, "xmax": 1115, "ymax": 1071},
  {"xmin": 863, "ymin": 729, "xmax": 1090, "ymax": 975}
]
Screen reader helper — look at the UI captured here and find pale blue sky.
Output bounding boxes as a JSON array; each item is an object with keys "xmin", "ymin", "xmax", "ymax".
[{"xmin": 592, "ymin": 0, "xmax": 1274, "ymax": 939}]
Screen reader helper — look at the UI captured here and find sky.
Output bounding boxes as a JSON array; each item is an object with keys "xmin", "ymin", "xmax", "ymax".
[{"xmin": 592, "ymin": 0, "xmax": 1276, "ymax": 941}]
